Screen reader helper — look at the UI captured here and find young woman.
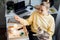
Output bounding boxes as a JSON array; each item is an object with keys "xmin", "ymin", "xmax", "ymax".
[{"xmin": 14, "ymin": 2, "xmax": 55, "ymax": 40}]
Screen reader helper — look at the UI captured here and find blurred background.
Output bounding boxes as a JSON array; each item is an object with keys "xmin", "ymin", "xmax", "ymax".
[{"xmin": 0, "ymin": 0, "xmax": 60, "ymax": 40}]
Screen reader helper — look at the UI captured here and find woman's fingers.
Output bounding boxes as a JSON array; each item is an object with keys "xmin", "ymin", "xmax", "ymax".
[{"xmin": 14, "ymin": 15, "xmax": 20, "ymax": 21}]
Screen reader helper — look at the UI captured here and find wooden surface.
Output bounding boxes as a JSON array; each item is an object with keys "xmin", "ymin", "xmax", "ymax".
[{"xmin": 7, "ymin": 23, "xmax": 28, "ymax": 39}]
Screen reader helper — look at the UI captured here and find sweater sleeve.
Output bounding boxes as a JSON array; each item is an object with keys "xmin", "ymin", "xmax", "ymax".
[
  {"xmin": 26, "ymin": 12, "xmax": 35, "ymax": 25},
  {"xmin": 18, "ymin": 11, "xmax": 35, "ymax": 26},
  {"xmin": 47, "ymin": 16, "xmax": 55, "ymax": 36}
]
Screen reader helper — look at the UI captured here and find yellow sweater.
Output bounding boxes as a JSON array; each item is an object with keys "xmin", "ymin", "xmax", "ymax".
[{"xmin": 26, "ymin": 10, "xmax": 55, "ymax": 40}]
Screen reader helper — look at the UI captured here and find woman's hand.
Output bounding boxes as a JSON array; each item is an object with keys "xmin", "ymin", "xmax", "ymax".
[
  {"xmin": 14, "ymin": 15, "xmax": 28, "ymax": 25},
  {"xmin": 14, "ymin": 15, "xmax": 20, "ymax": 22}
]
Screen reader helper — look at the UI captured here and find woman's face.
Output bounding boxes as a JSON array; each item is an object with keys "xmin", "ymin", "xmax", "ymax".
[{"xmin": 38, "ymin": 5, "xmax": 48, "ymax": 14}]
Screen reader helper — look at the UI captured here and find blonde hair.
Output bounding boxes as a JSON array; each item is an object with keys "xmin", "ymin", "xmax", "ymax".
[
  {"xmin": 35, "ymin": 0, "xmax": 50, "ymax": 10},
  {"xmin": 47, "ymin": 0, "xmax": 49, "ymax": 2},
  {"xmin": 40, "ymin": 2, "xmax": 50, "ymax": 9},
  {"xmin": 43, "ymin": 0, "xmax": 49, "ymax": 2}
]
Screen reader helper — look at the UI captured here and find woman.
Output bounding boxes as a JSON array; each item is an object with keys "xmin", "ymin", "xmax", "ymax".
[{"xmin": 14, "ymin": 2, "xmax": 55, "ymax": 40}]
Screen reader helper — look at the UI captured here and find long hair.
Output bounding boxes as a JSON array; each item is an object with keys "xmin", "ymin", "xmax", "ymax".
[
  {"xmin": 40, "ymin": 2, "xmax": 50, "ymax": 9},
  {"xmin": 35, "ymin": 2, "xmax": 50, "ymax": 10},
  {"xmin": 42, "ymin": 0, "xmax": 54, "ymax": 7}
]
